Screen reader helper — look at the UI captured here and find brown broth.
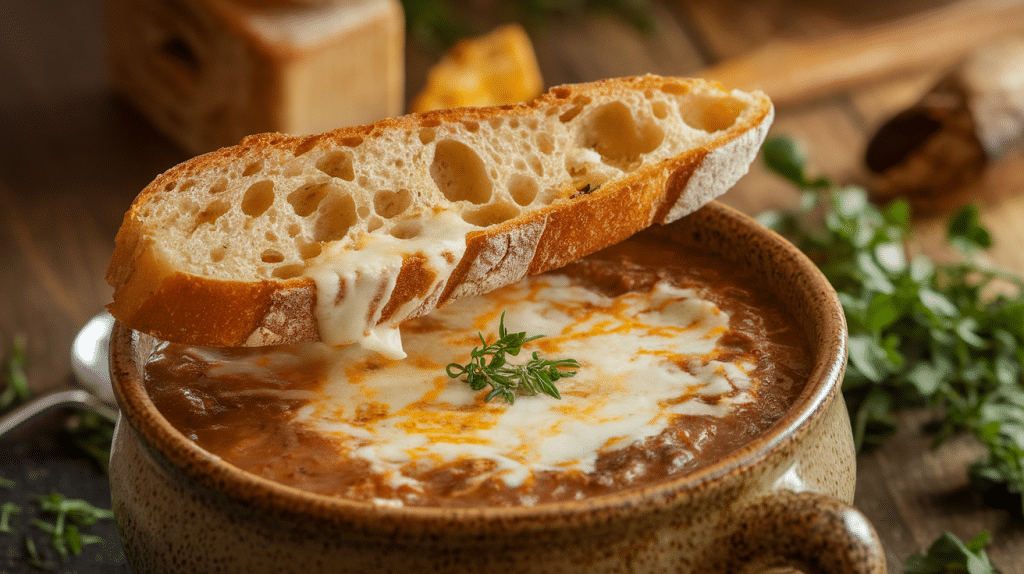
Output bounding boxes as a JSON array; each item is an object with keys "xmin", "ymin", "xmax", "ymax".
[{"xmin": 144, "ymin": 233, "xmax": 811, "ymax": 507}]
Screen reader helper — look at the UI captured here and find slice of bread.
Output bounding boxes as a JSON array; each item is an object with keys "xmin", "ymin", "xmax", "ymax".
[{"xmin": 106, "ymin": 75, "xmax": 773, "ymax": 353}]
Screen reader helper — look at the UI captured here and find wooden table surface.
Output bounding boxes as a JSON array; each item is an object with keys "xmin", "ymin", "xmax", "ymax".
[{"xmin": 3, "ymin": 1, "xmax": 1024, "ymax": 572}]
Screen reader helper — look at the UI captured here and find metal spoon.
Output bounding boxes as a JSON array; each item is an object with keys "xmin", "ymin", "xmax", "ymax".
[{"xmin": 0, "ymin": 312, "xmax": 118, "ymax": 438}]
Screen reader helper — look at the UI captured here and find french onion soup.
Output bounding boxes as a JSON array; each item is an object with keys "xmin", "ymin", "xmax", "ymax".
[{"xmin": 142, "ymin": 227, "xmax": 810, "ymax": 508}]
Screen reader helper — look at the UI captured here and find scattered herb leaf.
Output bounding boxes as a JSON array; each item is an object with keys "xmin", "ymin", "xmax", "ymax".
[
  {"xmin": 23, "ymin": 535, "xmax": 51, "ymax": 570},
  {"xmin": 1, "ymin": 336, "xmax": 115, "ymax": 474},
  {"xmin": 31, "ymin": 492, "xmax": 113, "ymax": 558},
  {"xmin": 1, "ymin": 502, "xmax": 21, "ymax": 533},
  {"xmin": 761, "ymin": 135, "xmax": 1024, "ymax": 515},
  {"xmin": 0, "ymin": 476, "xmax": 15, "ymax": 490},
  {"xmin": 904, "ymin": 531, "xmax": 1002, "ymax": 574},
  {"xmin": 1, "ymin": 335, "xmax": 30, "ymax": 413},
  {"xmin": 446, "ymin": 312, "xmax": 579, "ymax": 404},
  {"xmin": 66, "ymin": 411, "xmax": 116, "ymax": 474}
]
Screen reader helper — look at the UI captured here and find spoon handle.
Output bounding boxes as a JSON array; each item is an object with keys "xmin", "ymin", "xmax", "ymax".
[{"xmin": 0, "ymin": 389, "xmax": 118, "ymax": 439}]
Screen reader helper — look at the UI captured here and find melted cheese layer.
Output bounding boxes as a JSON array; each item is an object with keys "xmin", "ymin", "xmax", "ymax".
[
  {"xmin": 304, "ymin": 210, "xmax": 476, "ymax": 358},
  {"xmin": 275, "ymin": 273, "xmax": 757, "ymax": 499}
]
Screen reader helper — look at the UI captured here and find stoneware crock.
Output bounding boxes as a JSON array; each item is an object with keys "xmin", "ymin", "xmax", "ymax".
[{"xmin": 109, "ymin": 201, "xmax": 887, "ymax": 574}]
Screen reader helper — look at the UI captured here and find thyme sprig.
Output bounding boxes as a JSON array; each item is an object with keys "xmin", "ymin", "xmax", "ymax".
[{"xmin": 446, "ymin": 313, "xmax": 579, "ymax": 404}]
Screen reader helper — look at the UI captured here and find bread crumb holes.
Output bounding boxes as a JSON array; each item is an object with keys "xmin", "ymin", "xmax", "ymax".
[
  {"xmin": 242, "ymin": 160, "xmax": 263, "ymax": 177},
  {"xmin": 430, "ymin": 140, "xmax": 493, "ymax": 204},
  {"xmin": 195, "ymin": 199, "xmax": 230, "ymax": 227},
  {"xmin": 374, "ymin": 189, "xmax": 412, "ymax": 219},
  {"xmin": 508, "ymin": 173, "xmax": 538, "ymax": 206},
  {"xmin": 582, "ymin": 101, "xmax": 664, "ymax": 171},
  {"xmin": 272, "ymin": 264, "xmax": 304, "ymax": 279},
  {"xmin": 261, "ymin": 249, "xmax": 285, "ymax": 263},
  {"xmin": 311, "ymin": 192, "xmax": 356, "ymax": 242},
  {"xmin": 316, "ymin": 150, "xmax": 355, "ymax": 181},
  {"xmin": 288, "ymin": 182, "xmax": 332, "ymax": 217},
  {"xmin": 241, "ymin": 180, "xmax": 275, "ymax": 217}
]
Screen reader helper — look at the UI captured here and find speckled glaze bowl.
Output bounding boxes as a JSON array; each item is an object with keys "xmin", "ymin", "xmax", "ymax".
[{"xmin": 109, "ymin": 201, "xmax": 886, "ymax": 574}]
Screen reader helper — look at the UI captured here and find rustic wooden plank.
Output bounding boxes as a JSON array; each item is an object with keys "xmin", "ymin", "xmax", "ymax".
[
  {"xmin": 865, "ymin": 409, "xmax": 1024, "ymax": 574},
  {"xmin": 680, "ymin": 0, "xmax": 1024, "ymax": 107},
  {"xmin": 854, "ymin": 450, "xmax": 920, "ymax": 573},
  {"xmin": 677, "ymin": 0, "xmax": 968, "ymax": 61},
  {"xmin": 0, "ymin": 0, "xmax": 183, "ymax": 398}
]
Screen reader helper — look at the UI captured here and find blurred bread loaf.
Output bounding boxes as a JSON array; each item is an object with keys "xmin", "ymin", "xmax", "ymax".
[
  {"xmin": 865, "ymin": 37, "xmax": 1024, "ymax": 211},
  {"xmin": 104, "ymin": 0, "xmax": 404, "ymax": 155},
  {"xmin": 106, "ymin": 75, "xmax": 773, "ymax": 352}
]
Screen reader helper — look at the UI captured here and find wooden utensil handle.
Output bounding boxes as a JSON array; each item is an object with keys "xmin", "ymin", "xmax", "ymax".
[{"xmin": 702, "ymin": 0, "xmax": 1024, "ymax": 106}]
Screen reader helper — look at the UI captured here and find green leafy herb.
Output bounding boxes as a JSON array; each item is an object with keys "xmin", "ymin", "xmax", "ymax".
[
  {"xmin": 1, "ymin": 335, "xmax": 30, "ymax": 413},
  {"xmin": 446, "ymin": 312, "xmax": 579, "ymax": 404},
  {"xmin": 66, "ymin": 411, "xmax": 116, "ymax": 474},
  {"xmin": 32, "ymin": 492, "xmax": 113, "ymax": 558},
  {"xmin": 23, "ymin": 535, "xmax": 51, "ymax": 570},
  {"xmin": 761, "ymin": 135, "xmax": 1024, "ymax": 514},
  {"xmin": 1, "ymin": 335, "xmax": 115, "ymax": 473},
  {"xmin": 400, "ymin": 0, "xmax": 474, "ymax": 51},
  {"xmin": 0, "ymin": 476, "xmax": 15, "ymax": 490},
  {"xmin": 904, "ymin": 531, "xmax": 1002, "ymax": 574},
  {"xmin": 1, "ymin": 502, "xmax": 21, "ymax": 533}
]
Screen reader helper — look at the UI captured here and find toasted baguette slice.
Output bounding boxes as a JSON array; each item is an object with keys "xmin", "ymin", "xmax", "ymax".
[{"xmin": 106, "ymin": 75, "xmax": 773, "ymax": 353}]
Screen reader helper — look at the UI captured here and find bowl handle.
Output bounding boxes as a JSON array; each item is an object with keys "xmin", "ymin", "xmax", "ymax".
[{"xmin": 702, "ymin": 489, "xmax": 887, "ymax": 573}]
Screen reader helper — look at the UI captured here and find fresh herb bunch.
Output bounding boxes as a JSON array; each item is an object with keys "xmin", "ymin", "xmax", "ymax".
[
  {"xmin": 446, "ymin": 312, "xmax": 579, "ymax": 404},
  {"xmin": 904, "ymin": 531, "xmax": 1002, "ymax": 574},
  {"xmin": 760, "ymin": 136, "xmax": 1024, "ymax": 514}
]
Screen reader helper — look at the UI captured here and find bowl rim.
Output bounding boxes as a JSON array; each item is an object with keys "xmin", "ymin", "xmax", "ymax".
[{"xmin": 109, "ymin": 200, "xmax": 848, "ymax": 534}]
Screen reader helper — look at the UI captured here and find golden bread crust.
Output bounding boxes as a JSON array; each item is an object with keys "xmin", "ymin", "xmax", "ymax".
[{"xmin": 106, "ymin": 75, "xmax": 773, "ymax": 347}]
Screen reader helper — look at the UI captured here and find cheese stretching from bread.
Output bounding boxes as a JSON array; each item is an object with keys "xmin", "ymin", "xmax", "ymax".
[{"xmin": 106, "ymin": 75, "xmax": 773, "ymax": 354}]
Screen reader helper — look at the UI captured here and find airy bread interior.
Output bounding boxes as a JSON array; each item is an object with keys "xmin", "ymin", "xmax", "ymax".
[{"xmin": 134, "ymin": 79, "xmax": 762, "ymax": 283}]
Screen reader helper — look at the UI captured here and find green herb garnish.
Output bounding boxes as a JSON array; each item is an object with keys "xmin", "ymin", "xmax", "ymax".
[
  {"xmin": 23, "ymin": 535, "xmax": 50, "ymax": 569},
  {"xmin": 446, "ymin": 312, "xmax": 579, "ymax": 404},
  {"xmin": 66, "ymin": 410, "xmax": 116, "ymax": 474},
  {"xmin": 1, "ymin": 335, "xmax": 30, "ymax": 413},
  {"xmin": 32, "ymin": 492, "xmax": 113, "ymax": 558},
  {"xmin": 904, "ymin": 531, "xmax": 1002, "ymax": 574},
  {"xmin": 1, "ymin": 502, "xmax": 21, "ymax": 533},
  {"xmin": 1, "ymin": 335, "xmax": 115, "ymax": 474},
  {"xmin": 761, "ymin": 135, "xmax": 1024, "ymax": 515}
]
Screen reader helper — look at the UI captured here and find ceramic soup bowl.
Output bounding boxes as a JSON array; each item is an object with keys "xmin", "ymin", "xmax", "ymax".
[{"xmin": 109, "ymin": 201, "xmax": 885, "ymax": 573}]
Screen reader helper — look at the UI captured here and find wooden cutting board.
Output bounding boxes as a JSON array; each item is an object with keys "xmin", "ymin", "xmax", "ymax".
[{"xmin": 699, "ymin": 0, "xmax": 1024, "ymax": 106}]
